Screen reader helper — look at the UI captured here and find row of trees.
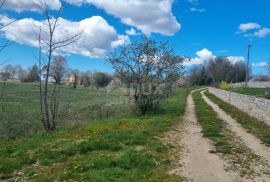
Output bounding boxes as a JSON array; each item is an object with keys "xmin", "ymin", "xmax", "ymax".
[
  {"xmin": 0, "ymin": 64, "xmax": 40, "ymax": 82},
  {"xmin": 69, "ymin": 70, "xmax": 112, "ymax": 89},
  {"xmin": 187, "ymin": 57, "xmax": 248, "ymax": 86},
  {"xmin": 0, "ymin": 61, "xmax": 112, "ymax": 88}
]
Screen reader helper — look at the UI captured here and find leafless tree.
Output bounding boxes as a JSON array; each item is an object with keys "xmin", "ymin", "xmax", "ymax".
[
  {"xmin": 2, "ymin": 64, "xmax": 16, "ymax": 79},
  {"xmin": 187, "ymin": 57, "xmax": 247, "ymax": 86},
  {"xmin": 0, "ymin": 0, "xmax": 17, "ymax": 107},
  {"xmin": 69, "ymin": 69, "xmax": 80, "ymax": 89},
  {"xmin": 106, "ymin": 37, "xmax": 184, "ymax": 114},
  {"xmin": 267, "ymin": 61, "xmax": 270, "ymax": 74},
  {"xmin": 80, "ymin": 71, "xmax": 93, "ymax": 87},
  {"xmin": 36, "ymin": 4, "xmax": 82, "ymax": 131},
  {"xmin": 0, "ymin": 0, "xmax": 16, "ymax": 62},
  {"xmin": 50, "ymin": 55, "xmax": 68, "ymax": 84}
]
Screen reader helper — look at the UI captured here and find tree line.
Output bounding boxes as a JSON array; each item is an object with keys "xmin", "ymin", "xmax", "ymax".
[
  {"xmin": 187, "ymin": 57, "xmax": 248, "ymax": 86},
  {"xmin": 0, "ymin": 58, "xmax": 112, "ymax": 88}
]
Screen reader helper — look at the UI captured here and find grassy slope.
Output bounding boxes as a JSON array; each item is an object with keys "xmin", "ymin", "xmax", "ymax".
[
  {"xmin": 0, "ymin": 88, "xmax": 190, "ymax": 181},
  {"xmin": 0, "ymin": 82, "xmax": 131, "ymax": 139},
  {"xmin": 205, "ymin": 91, "xmax": 270, "ymax": 145},
  {"xmin": 229, "ymin": 87, "xmax": 268, "ymax": 98}
]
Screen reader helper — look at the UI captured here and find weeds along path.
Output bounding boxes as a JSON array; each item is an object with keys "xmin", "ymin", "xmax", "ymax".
[
  {"xmin": 167, "ymin": 90, "xmax": 233, "ymax": 182},
  {"xmin": 201, "ymin": 90, "xmax": 270, "ymax": 180}
]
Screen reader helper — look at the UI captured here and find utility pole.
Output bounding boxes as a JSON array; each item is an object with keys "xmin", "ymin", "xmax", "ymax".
[{"xmin": 245, "ymin": 44, "xmax": 252, "ymax": 87}]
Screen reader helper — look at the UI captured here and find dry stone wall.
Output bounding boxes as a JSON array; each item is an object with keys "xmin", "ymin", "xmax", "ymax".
[
  {"xmin": 209, "ymin": 88, "xmax": 270, "ymax": 126},
  {"xmin": 231, "ymin": 81, "xmax": 270, "ymax": 88}
]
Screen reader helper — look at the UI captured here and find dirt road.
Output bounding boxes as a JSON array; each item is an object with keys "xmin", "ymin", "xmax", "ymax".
[
  {"xmin": 202, "ymin": 90, "xmax": 270, "ymax": 181},
  {"xmin": 168, "ymin": 91, "xmax": 235, "ymax": 181}
]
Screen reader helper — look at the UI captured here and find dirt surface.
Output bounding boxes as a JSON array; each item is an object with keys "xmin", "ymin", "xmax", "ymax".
[
  {"xmin": 167, "ymin": 91, "xmax": 234, "ymax": 182},
  {"xmin": 202, "ymin": 90, "xmax": 270, "ymax": 181}
]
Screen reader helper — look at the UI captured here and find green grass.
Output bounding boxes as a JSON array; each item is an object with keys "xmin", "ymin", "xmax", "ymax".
[
  {"xmin": 0, "ymin": 82, "xmax": 133, "ymax": 139},
  {"xmin": 0, "ymin": 87, "xmax": 190, "ymax": 181},
  {"xmin": 192, "ymin": 90, "xmax": 232, "ymax": 154},
  {"xmin": 229, "ymin": 87, "xmax": 269, "ymax": 99},
  {"xmin": 205, "ymin": 91, "xmax": 270, "ymax": 145}
]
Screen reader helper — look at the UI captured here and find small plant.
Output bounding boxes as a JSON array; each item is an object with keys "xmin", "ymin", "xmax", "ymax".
[
  {"xmin": 218, "ymin": 81, "xmax": 231, "ymax": 90},
  {"xmin": 265, "ymin": 88, "xmax": 270, "ymax": 99}
]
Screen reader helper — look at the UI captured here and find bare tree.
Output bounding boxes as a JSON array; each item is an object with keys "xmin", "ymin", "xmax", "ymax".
[
  {"xmin": 69, "ymin": 69, "xmax": 80, "ymax": 89},
  {"xmin": 50, "ymin": 55, "xmax": 68, "ymax": 84},
  {"xmin": 0, "ymin": 0, "xmax": 16, "ymax": 107},
  {"xmin": 2, "ymin": 64, "xmax": 16, "ymax": 79},
  {"xmin": 106, "ymin": 37, "xmax": 184, "ymax": 114},
  {"xmin": 80, "ymin": 71, "xmax": 93, "ymax": 87},
  {"xmin": 0, "ymin": 0, "xmax": 16, "ymax": 64},
  {"xmin": 187, "ymin": 57, "xmax": 247, "ymax": 86},
  {"xmin": 36, "ymin": 4, "xmax": 82, "ymax": 131},
  {"xmin": 267, "ymin": 61, "xmax": 270, "ymax": 73}
]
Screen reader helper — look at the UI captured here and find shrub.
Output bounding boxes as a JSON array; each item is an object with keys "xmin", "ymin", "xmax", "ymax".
[
  {"xmin": 265, "ymin": 88, "xmax": 270, "ymax": 99},
  {"xmin": 219, "ymin": 81, "xmax": 231, "ymax": 90}
]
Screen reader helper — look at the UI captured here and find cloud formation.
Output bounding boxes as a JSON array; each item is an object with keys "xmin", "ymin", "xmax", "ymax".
[
  {"xmin": 0, "ymin": 15, "xmax": 129, "ymax": 57},
  {"xmin": 252, "ymin": 61, "xmax": 268, "ymax": 67},
  {"xmin": 254, "ymin": 28, "xmax": 270, "ymax": 38},
  {"xmin": 184, "ymin": 48, "xmax": 245, "ymax": 66},
  {"xmin": 239, "ymin": 23, "xmax": 261, "ymax": 32},
  {"xmin": 1, "ymin": 0, "xmax": 181, "ymax": 36},
  {"xmin": 63, "ymin": 0, "xmax": 181, "ymax": 36},
  {"xmin": 190, "ymin": 7, "xmax": 205, "ymax": 13},
  {"xmin": 238, "ymin": 22, "xmax": 270, "ymax": 38},
  {"xmin": 227, "ymin": 56, "xmax": 245, "ymax": 64},
  {"xmin": 1, "ymin": 0, "xmax": 62, "ymax": 12},
  {"xmin": 126, "ymin": 28, "xmax": 139, "ymax": 36},
  {"xmin": 184, "ymin": 48, "xmax": 216, "ymax": 66}
]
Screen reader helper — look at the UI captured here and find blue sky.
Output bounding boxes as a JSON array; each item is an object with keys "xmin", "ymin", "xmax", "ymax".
[{"xmin": 0, "ymin": 0, "xmax": 269, "ymax": 74}]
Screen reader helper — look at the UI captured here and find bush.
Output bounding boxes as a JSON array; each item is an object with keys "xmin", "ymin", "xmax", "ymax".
[
  {"xmin": 265, "ymin": 88, "xmax": 270, "ymax": 99},
  {"xmin": 93, "ymin": 72, "xmax": 111, "ymax": 88},
  {"xmin": 219, "ymin": 81, "xmax": 231, "ymax": 90}
]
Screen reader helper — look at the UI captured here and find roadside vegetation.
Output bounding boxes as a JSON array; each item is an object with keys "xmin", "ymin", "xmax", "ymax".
[
  {"xmin": 192, "ymin": 90, "xmax": 262, "ymax": 178},
  {"xmin": 205, "ymin": 91, "xmax": 270, "ymax": 145},
  {"xmin": 0, "ymin": 88, "xmax": 190, "ymax": 181},
  {"xmin": 228, "ymin": 87, "xmax": 270, "ymax": 99}
]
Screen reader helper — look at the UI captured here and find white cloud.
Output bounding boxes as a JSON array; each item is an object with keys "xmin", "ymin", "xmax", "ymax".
[
  {"xmin": 190, "ymin": 7, "xmax": 206, "ymax": 12},
  {"xmin": 1, "ymin": 0, "xmax": 62, "ymax": 12},
  {"xmin": 184, "ymin": 49, "xmax": 244, "ymax": 66},
  {"xmin": 196, "ymin": 48, "xmax": 215, "ymax": 60},
  {"xmin": 227, "ymin": 56, "xmax": 245, "ymax": 64},
  {"xmin": 184, "ymin": 48, "xmax": 215, "ymax": 66},
  {"xmin": 238, "ymin": 23, "xmax": 270, "ymax": 38},
  {"xmin": 0, "ymin": 15, "xmax": 129, "ymax": 58},
  {"xmin": 254, "ymin": 28, "xmax": 270, "ymax": 38},
  {"xmin": 239, "ymin": 23, "xmax": 261, "ymax": 32},
  {"xmin": 252, "ymin": 62, "xmax": 268, "ymax": 67},
  {"xmin": 63, "ymin": 0, "xmax": 181, "ymax": 36},
  {"xmin": 126, "ymin": 28, "xmax": 139, "ymax": 36}
]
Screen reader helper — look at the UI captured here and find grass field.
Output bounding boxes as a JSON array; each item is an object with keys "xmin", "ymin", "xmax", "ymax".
[
  {"xmin": 229, "ymin": 87, "xmax": 269, "ymax": 99},
  {"xmin": 0, "ymin": 82, "xmax": 133, "ymax": 139},
  {"xmin": 0, "ymin": 86, "xmax": 190, "ymax": 181}
]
